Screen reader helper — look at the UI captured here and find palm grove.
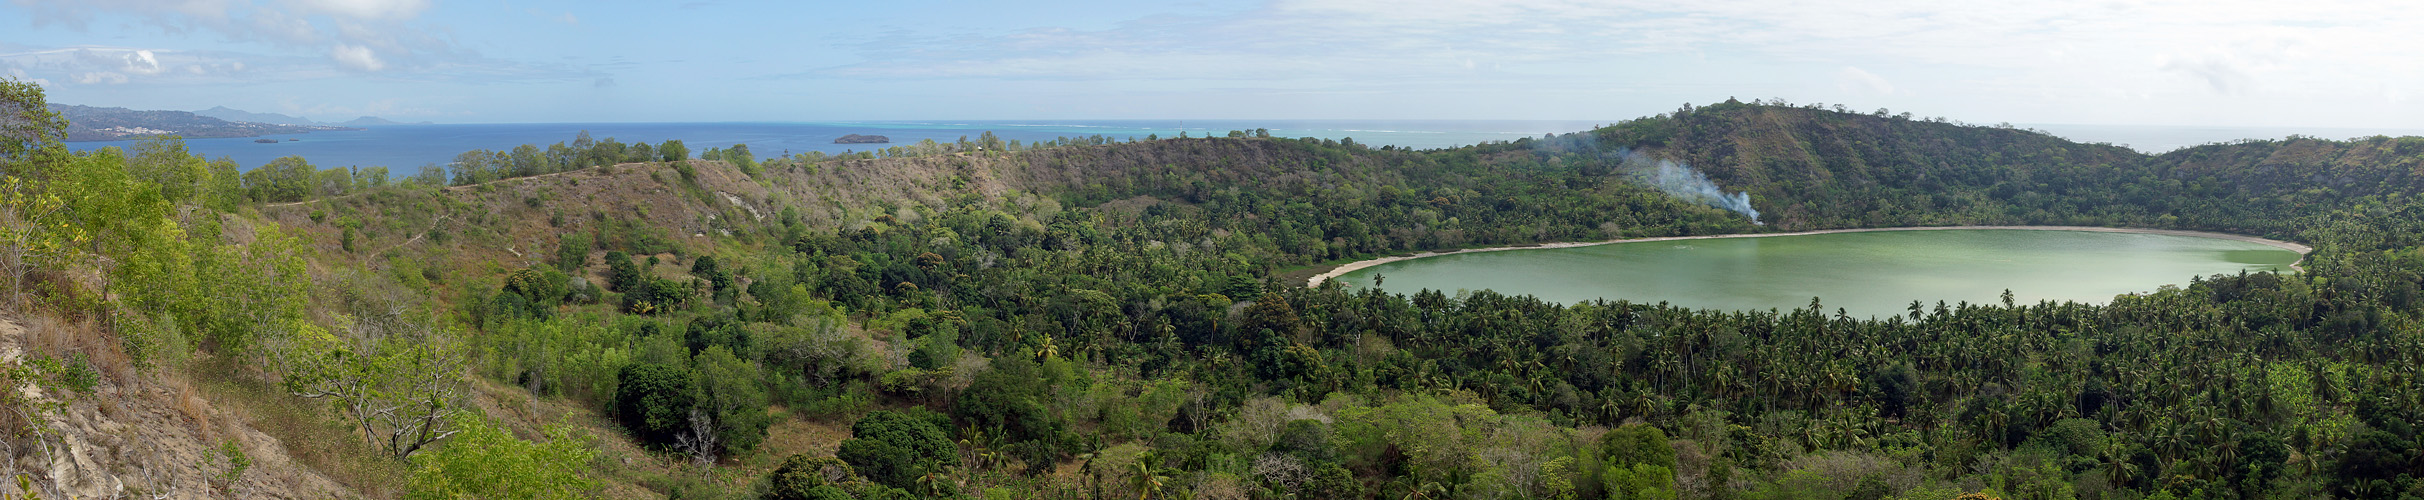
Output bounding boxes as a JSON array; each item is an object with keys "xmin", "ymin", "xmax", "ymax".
[{"xmin": 3, "ymin": 79, "xmax": 2421, "ymax": 500}]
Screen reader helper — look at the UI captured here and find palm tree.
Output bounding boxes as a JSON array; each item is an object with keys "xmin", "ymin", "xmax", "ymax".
[
  {"xmin": 1129, "ymin": 455, "xmax": 1173, "ymax": 500},
  {"xmin": 2102, "ymin": 440, "xmax": 2140, "ymax": 489}
]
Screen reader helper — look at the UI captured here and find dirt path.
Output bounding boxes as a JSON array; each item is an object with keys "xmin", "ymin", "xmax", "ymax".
[
  {"xmin": 1305, "ymin": 225, "xmax": 2313, "ymax": 287},
  {"xmin": 261, "ymin": 162, "xmax": 643, "ymax": 208}
]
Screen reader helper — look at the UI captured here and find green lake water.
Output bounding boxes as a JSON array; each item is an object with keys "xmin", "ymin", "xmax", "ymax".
[{"xmin": 1334, "ymin": 229, "xmax": 2302, "ymax": 318}]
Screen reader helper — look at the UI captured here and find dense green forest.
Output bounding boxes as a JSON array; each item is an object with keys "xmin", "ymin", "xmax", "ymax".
[{"xmin": 5, "ymin": 80, "xmax": 2423, "ymax": 500}]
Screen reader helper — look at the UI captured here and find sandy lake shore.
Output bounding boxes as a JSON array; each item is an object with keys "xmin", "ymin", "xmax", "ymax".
[{"xmin": 1304, "ymin": 225, "xmax": 2314, "ymax": 287}]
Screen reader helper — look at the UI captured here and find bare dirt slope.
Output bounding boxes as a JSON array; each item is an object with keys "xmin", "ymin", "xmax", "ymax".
[{"xmin": 1, "ymin": 316, "xmax": 353, "ymax": 499}]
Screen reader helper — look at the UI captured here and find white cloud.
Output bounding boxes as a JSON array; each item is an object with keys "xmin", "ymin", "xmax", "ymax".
[
  {"xmin": 329, "ymin": 44, "xmax": 385, "ymax": 71},
  {"xmin": 124, "ymin": 49, "xmax": 164, "ymax": 75},
  {"xmin": 2161, "ymin": 56, "xmax": 2253, "ymax": 95},
  {"xmin": 6, "ymin": 68, "xmax": 54, "ymax": 88},
  {"xmin": 73, "ymin": 71, "xmax": 129, "ymax": 84},
  {"xmin": 288, "ymin": 0, "xmax": 430, "ymax": 20},
  {"xmin": 0, "ymin": 47, "xmax": 257, "ymax": 85},
  {"xmin": 5, "ymin": 0, "xmax": 599, "ymax": 83},
  {"xmin": 1835, "ymin": 66, "xmax": 1894, "ymax": 95},
  {"xmin": 794, "ymin": 0, "xmax": 2424, "ymax": 125}
]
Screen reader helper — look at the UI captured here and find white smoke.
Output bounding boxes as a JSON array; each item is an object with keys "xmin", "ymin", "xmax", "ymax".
[{"xmin": 1619, "ymin": 149, "xmax": 1761, "ymax": 224}]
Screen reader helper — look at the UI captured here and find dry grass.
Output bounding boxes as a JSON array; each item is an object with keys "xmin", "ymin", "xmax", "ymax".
[
  {"xmin": 193, "ymin": 358, "xmax": 411, "ymax": 499},
  {"xmin": 17, "ymin": 311, "xmax": 136, "ymax": 390},
  {"xmin": 171, "ymin": 378, "xmax": 213, "ymax": 439},
  {"xmin": 21, "ymin": 312, "xmax": 73, "ymax": 360},
  {"xmin": 94, "ymin": 392, "xmax": 127, "ymax": 421}
]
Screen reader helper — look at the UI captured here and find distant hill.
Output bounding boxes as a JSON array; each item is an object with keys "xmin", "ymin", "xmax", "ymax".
[
  {"xmin": 50, "ymin": 104, "xmax": 359, "ymax": 142},
  {"xmin": 337, "ymin": 116, "xmax": 431, "ymax": 126},
  {"xmin": 191, "ymin": 106, "xmax": 432, "ymax": 127},
  {"xmin": 191, "ymin": 106, "xmax": 321, "ymax": 126}
]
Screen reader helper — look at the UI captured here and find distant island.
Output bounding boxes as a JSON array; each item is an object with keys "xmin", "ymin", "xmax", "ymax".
[
  {"xmin": 834, "ymin": 134, "xmax": 891, "ymax": 144},
  {"xmin": 50, "ymin": 104, "xmax": 357, "ymax": 142}
]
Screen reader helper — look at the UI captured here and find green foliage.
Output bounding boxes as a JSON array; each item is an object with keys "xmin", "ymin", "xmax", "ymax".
[
  {"xmin": 283, "ymin": 324, "xmax": 469, "ymax": 458},
  {"xmin": 691, "ymin": 255, "xmax": 731, "ymax": 291},
  {"xmin": 1603, "ymin": 463, "xmax": 1677, "ymax": 500},
  {"xmin": 613, "ymin": 362, "xmax": 696, "ymax": 447},
  {"xmin": 691, "ymin": 345, "xmax": 772, "ymax": 454},
  {"xmin": 555, "ymin": 232, "xmax": 591, "ymax": 272},
  {"xmin": 836, "ymin": 410, "xmax": 955, "ymax": 490},
  {"xmin": 201, "ymin": 438, "xmax": 250, "ymax": 493},
  {"xmin": 660, "ymin": 139, "xmax": 689, "ymax": 162},
  {"xmin": 406, "ymin": 415, "xmax": 595, "ymax": 500},
  {"xmin": 954, "ymin": 356, "xmax": 1062, "ymax": 454},
  {"xmin": 596, "ymin": 216, "xmax": 680, "ymax": 255},
  {"xmin": 1603, "ymin": 424, "xmax": 1676, "ymax": 470},
  {"xmin": 1272, "ymin": 419, "xmax": 1338, "ymax": 464},
  {"xmin": 605, "ymin": 250, "xmax": 640, "ymax": 292},
  {"xmin": 242, "ymin": 155, "xmax": 315, "ymax": 203},
  {"xmin": 40, "ymin": 74, "xmax": 2424, "ymax": 500},
  {"xmin": 770, "ymin": 454, "xmax": 857, "ymax": 500},
  {"xmin": 128, "ymin": 136, "xmax": 208, "ymax": 203},
  {"xmin": 26, "ymin": 353, "xmax": 97, "ymax": 395},
  {"xmin": 726, "ymin": 143, "xmax": 761, "ymax": 177}
]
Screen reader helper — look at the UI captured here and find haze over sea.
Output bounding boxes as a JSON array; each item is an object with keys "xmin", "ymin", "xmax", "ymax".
[
  {"xmin": 67, "ymin": 120, "xmax": 1602, "ymax": 171},
  {"xmin": 68, "ymin": 120, "xmax": 2424, "ymax": 172}
]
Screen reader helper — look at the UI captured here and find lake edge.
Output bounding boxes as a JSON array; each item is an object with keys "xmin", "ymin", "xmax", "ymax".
[{"xmin": 1305, "ymin": 225, "xmax": 2312, "ymax": 287}]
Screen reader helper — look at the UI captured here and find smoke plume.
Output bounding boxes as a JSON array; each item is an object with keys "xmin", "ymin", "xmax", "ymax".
[
  {"xmin": 1524, "ymin": 134, "xmax": 1761, "ymax": 224},
  {"xmin": 1619, "ymin": 150, "xmax": 1760, "ymax": 224}
]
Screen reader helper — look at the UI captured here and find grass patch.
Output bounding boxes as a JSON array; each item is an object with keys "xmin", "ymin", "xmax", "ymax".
[{"xmin": 192, "ymin": 356, "xmax": 412, "ymax": 498}]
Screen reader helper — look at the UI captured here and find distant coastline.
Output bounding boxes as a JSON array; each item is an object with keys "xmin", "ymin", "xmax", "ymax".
[
  {"xmin": 1305, "ymin": 225, "xmax": 2312, "ymax": 287},
  {"xmin": 66, "ymin": 120, "xmax": 1596, "ymax": 171}
]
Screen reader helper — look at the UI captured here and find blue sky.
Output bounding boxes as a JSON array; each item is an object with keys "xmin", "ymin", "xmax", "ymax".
[{"xmin": 5, "ymin": 0, "xmax": 2422, "ymax": 128}]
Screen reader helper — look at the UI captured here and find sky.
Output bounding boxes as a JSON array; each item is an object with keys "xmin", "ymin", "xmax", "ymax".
[{"xmin": 4, "ymin": 0, "xmax": 2423, "ymax": 128}]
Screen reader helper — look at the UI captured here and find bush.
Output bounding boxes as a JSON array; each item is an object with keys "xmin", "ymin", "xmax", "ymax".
[
  {"xmin": 406, "ymin": 416, "xmax": 594, "ymax": 500},
  {"xmin": 836, "ymin": 410, "xmax": 955, "ymax": 490},
  {"xmin": 613, "ymin": 363, "xmax": 695, "ymax": 446},
  {"xmin": 1603, "ymin": 424, "xmax": 1676, "ymax": 469},
  {"xmin": 955, "ymin": 356, "xmax": 1061, "ymax": 446},
  {"xmin": 556, "ymin": 232, "xmax": 592, "ymax": 272},
  {"xmin": 605, "ymin": 251, "xmax": 638, "ymax": 292},
  {"xmin": 692, "ymin": 346, "xmax": 772, "ymax": 454},
  {"xmin": 770, "ymin": 454, "xmax": 857, "ymax": 500},
  {"xmin": 1271, "ymin": 419, "xmax": 1337, "ymax": 465}
]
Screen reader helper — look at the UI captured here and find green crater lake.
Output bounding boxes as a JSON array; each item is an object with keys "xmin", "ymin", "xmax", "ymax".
[{"xmin": 1334, "ymin": 229, "xmax": 2303, "ymax": 318}]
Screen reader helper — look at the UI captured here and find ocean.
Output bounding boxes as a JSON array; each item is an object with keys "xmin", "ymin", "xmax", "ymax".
[
  {"xmin": 66, "ymin": 120, "xmax": 1605, "ymax": 171},
  {"xmin": 67, "ymin": 120, "xmax": 2424, "ymax": 172},
  {"xmin": 2020, "ymin": 123, "xmax": 2424, "ymax": 154}
]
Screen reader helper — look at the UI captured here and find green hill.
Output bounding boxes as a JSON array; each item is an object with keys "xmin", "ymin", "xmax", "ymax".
[
  {"xmin": 7, "ymin": 83, "xmax": 2424, "ymax": 500},
  {"xmin": 49, "ymin": 103, "xmax": 355, "ymax": 141}
]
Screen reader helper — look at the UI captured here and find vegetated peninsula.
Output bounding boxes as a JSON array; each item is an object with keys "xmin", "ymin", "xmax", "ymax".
[
  {"xmin": 47, "ymin": 103, "xmax": 357, "ymax": 141},
  {"xmin": 834, "ymin": 133, "xmax": 890, "ymax": 144},
  {"xmin": 14, "ymin": 85, "xmax": 2424, "ymax": 500}
]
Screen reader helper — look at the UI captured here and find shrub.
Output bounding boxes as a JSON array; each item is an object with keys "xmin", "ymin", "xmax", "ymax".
[
  {"xmin": 612, "ymin": 363, "xmax": 694, "ymax": 446},
  {"xmin": 836, "ymin": 410, "xmax": 955, "ymax": 490},
  {"xmin": 691, "ymin": 346, "xmax": 771, "ymax": 453},
  {"xmin": 769, "ymin": 454, "xmax": 857, "ymax": 500},
  {"xmin": 406, "ymin": 416, "xmax": 594, "ymax": 500},
  {"xmin": 955, "ymin": 356, "xmax": 1060, "ymax": 446},
  {"xmin": 555, "ymin": 232, "xmax": 591, "ymax": 272}
]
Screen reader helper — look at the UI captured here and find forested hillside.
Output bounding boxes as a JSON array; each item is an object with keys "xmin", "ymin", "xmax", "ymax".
[
  {"xmin": 46, "ymin": 103, "xmax": 354, "ymax": 142},
  {"xmin": 6, "ymin": 80, "xmax": 2424, "ymax": 500}
]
